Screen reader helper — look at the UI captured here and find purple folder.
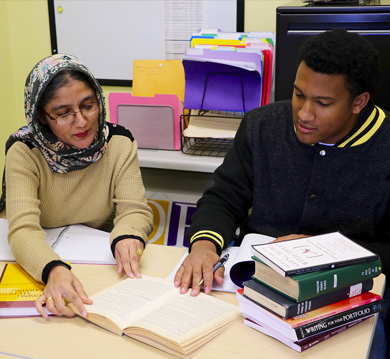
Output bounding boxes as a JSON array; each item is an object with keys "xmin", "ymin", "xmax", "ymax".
[{"xmin": 183, "ymin": 49, "xmax": 262, "ymax": 112}]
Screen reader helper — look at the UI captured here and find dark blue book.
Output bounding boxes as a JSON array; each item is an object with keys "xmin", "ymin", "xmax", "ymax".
[{"xmin": 243, "ymin": 278, "xmax": 374, "ymax": 319}]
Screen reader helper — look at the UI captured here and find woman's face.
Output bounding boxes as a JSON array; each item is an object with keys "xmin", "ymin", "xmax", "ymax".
[{"xmin": 41, "ymin": 79, "xmax": 99, "ymax": 149}]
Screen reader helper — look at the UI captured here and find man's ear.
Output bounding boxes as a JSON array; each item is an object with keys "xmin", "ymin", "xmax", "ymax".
[{"xmin": 352, "ymin": 92, "xmax": 370, "ymax": 115}]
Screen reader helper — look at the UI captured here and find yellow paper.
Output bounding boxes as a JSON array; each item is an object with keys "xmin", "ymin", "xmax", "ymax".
[{"xmin": 133, "ymin": 60, "xmax": 185, "ymax": 102}]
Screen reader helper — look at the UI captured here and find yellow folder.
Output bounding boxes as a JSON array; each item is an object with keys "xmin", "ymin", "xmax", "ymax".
[{"xmin": 132, "ymin": 60, "xmax": 185, "ymax": 103}]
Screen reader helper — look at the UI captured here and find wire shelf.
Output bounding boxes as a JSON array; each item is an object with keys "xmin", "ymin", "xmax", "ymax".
[
  {"xmin": 181, "ymin": 137, "xmax": 233, "ymax": 157},
  {"xmin": 180, "ymin": 110, "xmax": 239, "ymax": 157}
]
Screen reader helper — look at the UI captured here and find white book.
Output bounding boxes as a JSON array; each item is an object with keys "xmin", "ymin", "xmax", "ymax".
[
  {"xmin": 243, "ymin": 316, "xmax": 370, "ymax": 352},
  {"xmin": 250, "ymin": 232, "xmax": 379, "ymax": 277},
  {"xmin": 237, "ymin": 290, "xmax": 383, "ymax": 341}
]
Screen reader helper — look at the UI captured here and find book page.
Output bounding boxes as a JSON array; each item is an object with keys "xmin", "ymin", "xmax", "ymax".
[
  {"xmin": 74, "ymin": 275, "xmax": 240, "ymax": 358},
  {"xmin": 0, "ymin": 219, "xmax": 116, "ymax": 264},
  {"xmin": 48, "ymin": 225, "xmax": 115, "ymax": 264},
  {"xmin": 127, "ymin": 290, "xmax": 241, "ymax": 343},
  {"xmin": 85, "ymin": 276, "xmax": 179, "ymax": 331}
]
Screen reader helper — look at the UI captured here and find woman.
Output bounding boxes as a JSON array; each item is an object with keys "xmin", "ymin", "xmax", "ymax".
[{"xmin": 0, "ymin": 54, "xmax": 153, "ymax": 318}]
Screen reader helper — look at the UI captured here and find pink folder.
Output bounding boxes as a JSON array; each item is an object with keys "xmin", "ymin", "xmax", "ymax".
[{"xmin": 108, "ymin": 93, "xmax": 182, "ymax": 150}]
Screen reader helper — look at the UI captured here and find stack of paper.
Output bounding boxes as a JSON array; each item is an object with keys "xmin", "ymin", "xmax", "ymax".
[{"xmin": 182, "ymin": 110, "xmax": 242, "ymax": 139}]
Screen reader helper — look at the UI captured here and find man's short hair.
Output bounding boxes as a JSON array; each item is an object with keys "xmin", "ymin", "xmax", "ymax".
[{"xmin": 297, "ymin": 28, "xmax": 380, "ymax": 99}]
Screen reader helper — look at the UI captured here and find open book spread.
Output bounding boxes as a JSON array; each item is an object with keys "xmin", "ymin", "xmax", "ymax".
[
  {"xmin": 0, "ymin": 218, "xmax": 115, "ymax": 264},
  {"xmin": 68, "ymin": 275, "xmax": 241, "ymax": 359},
  {"xmin": 167, "ymin": 233, "xmax": 274, "ymax": 292}
]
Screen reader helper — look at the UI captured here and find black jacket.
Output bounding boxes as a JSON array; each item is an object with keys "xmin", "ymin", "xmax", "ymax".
[{"xmin": 187, "ymin": 100, "xmax": 390, "ymax": 284}]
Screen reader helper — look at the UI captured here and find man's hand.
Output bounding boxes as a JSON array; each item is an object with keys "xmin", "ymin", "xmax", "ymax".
[{"xmin": 174, "ymin": 240, "xmax": 223, "ymax": 296}]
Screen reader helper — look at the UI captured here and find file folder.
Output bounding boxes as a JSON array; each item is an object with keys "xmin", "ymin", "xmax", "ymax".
[
  {"xmin": 108, "ymin": 93, "xmax": 182, "ymax": 150},
  {"xmin": 132, "ymin": 60, "xmax": 185, "ymax": 102},
  {"xmin": 182, "ymin": 50, "xmax": 262, "ymax": 112}
]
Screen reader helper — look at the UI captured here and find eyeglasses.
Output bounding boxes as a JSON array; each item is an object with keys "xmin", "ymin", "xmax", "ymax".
[{"xmin": 41, "ymin": 101, "xmax": 100, "ymax": 125}]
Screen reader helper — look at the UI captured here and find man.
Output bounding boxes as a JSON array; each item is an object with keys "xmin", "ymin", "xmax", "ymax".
[{"xmin": 174, "ymin": 29, "xmax": 389, "ymax": 358}]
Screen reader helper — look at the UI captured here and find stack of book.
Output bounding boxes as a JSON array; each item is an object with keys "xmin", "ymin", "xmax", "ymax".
[
  {"xmin": 236, "ymin": 232, "xmax": 385, "ymax": 352},
  {"xmin": 0, "ymin": 263, "xmax": 52, "ymax": 318}
]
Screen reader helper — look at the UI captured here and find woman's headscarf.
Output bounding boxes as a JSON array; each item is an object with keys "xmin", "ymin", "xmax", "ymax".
[{"xmin": 0, "ymin": 54, "xmax": 108, "ymax": 211}]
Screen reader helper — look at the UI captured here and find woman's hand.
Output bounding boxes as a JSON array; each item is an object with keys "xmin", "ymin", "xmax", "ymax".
[
  {"xmin": 174, "ymin": 240, "xmax": 223, "ymax": 297},
  {"xmin": 114, "ymin": 238, "xmax": 145, "ymax": 279},
  {"xmin": 35, "ymin": 265, "xmax": 92, "ymax": 318}
]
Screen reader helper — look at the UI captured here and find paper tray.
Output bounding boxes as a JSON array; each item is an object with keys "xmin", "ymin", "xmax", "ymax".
[
  {"xmin": 180, "ymin": 112, "xmax": 236, "ymax": 157},
  {"xmin": 181, "ymin": 137, "xmax": 233, "ymax": 157}
]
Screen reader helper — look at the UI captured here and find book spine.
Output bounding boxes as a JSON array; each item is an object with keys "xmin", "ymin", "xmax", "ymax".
[
  {"xmin": 295, "ymin": 299, "xmax": 385, "ymax": 340},
  {"xmin": 244, "ymin": 279, "xmax": 374, "ymax": 319},
  {"xmin": 284, "ymin": 254, "xmax": 379, "ymax": 276},
  {"xmin": 289, "ymin": 293, "xmax": 381, "ymax": 328},
  {"xmin": 298, "ymin": 317, "xmax": 368, "ymax": 351},
  {"xmin": 287, "ymin": 280, "xmax": 374, "ymax": 318},
  {"xmin": 297, "ymin": 259, "xmax": 382, "ymax": 301}
]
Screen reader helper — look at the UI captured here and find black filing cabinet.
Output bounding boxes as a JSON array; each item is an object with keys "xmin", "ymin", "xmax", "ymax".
[{"xmin": 275, "ymin": 0, "xmax": 390, "ymax": 111}]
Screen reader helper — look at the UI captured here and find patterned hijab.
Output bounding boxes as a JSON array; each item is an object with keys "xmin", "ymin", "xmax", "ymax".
[{"xmin": 0, "ymin": 54, "xmax": 108, "ymax": 211}]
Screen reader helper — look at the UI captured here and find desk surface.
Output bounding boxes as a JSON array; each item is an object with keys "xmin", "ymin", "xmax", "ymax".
[{"xmin": 0, "ymin": 244, "xmax": 384, "ymax": 359}]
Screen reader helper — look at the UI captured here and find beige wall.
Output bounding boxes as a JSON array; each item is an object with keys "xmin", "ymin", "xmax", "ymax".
[
  {"xmin": 1, "ymin": 0, "xmax": 51, "ymax": 173},
  {"xmin": 0, "ymin": 0, "xmax": 285, "ymax": 171},
  {"xmin": 245, "ymin": 0, "xmax": 291, "ymax": 32}
]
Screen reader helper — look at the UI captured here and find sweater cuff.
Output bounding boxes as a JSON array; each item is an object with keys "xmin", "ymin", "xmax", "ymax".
[
  {"xmin": 111, "ymin": 235, "xmax": 146, "ymax": 257},
  {"xmin": 42, "ymin": 260, "xmax": 72, "ymax": 284},
  {"xmin": 188, "ymin": 231, "xmax": 223, "ymax": 256}
]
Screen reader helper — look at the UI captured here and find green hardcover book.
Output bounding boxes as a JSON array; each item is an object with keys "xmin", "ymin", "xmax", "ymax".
[
  {"xmin": 243, "ymin": 278, "xmax": 374, "ymax": 319},
  {"xmin": 252, "ymin": 256, "xmax": 382, "ymax": 301}
]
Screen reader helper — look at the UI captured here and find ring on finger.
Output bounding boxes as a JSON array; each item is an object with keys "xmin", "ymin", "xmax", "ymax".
[
  {"xmin": 46, "ymin": 297, "xmax": 53, "ymax": 303},
  {"xmin": 136, "ymin": 248, "xmax": 143, "ymax": 256}
]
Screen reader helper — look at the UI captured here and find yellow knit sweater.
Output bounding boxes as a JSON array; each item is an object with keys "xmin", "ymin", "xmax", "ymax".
[{"xmin": 4, "ymin": 127, "xmax": 153, "ymax": 282}]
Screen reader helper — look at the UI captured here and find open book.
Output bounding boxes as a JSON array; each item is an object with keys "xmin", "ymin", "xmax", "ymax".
[
  {"xmin": 68, "ymin": 275, "xmax": 241, "ymax": 359},
  {"xmin": 167, "ymin": 233, "xmax": 274, "ymax": 292},
  {"xmin": 0, "ymin": 218, "xmax": 115, "ymax": 264}
]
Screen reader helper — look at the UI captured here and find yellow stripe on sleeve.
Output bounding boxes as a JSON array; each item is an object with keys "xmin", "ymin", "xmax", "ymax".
[{"xmin": 190, "ymin": 230, "xmax": 224, "ymax": 248}]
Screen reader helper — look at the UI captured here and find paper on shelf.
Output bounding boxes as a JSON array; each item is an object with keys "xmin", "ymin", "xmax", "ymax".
[{"xmin": 183, "ymin": 111, "xmax": 243, "ymax": 139}]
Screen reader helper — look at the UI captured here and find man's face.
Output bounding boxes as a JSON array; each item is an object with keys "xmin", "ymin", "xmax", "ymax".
[{"xmin": 292, "ymin": 61, "xmax": 361, "ymax": 145}]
